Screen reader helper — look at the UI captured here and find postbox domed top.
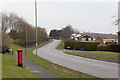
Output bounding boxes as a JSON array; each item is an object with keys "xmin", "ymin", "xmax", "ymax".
[{"xmin": 17, "ymin": 49, "xmax": 23, "ymax": 52}]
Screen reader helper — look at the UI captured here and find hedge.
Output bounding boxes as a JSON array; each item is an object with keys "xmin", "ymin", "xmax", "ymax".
[
  {"xmin": 64, "ymin": 41, "xmax": 100, "ymax": 51},
  {"xmin": 97, "ymin": 44, "xmax": 120, "ymax": 52},
  {"xmin": 106, "ymin": 42, "xmax": 117, "ymax": 45},
  {"xmin": 97, "ymin": 45, "xmax": 108, "ymax": 51},
  {"xmin": 85, "ymin": 42, "xmax": 100, "ymax": 51},
  {"xmin": 109, "ymin": 44, "xmax": 120, "ymax": 52}
]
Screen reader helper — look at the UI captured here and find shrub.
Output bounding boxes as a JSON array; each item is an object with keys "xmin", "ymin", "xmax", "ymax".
[
  {"xmin": 2, "ymin": 49, "xmax": 6, "ymax": 54},
  {"xmin": 65, "ymin": 41, "xmax": 76, "ymax": 50},
  {"xmin": 14, "ymin": 39, "xmax": 21, "ymax": 44},
  {"xmin": 74, "ymin": 42, "xmax": 86, "ymax": 50},
  {"xmin": 64, "ymin": 41, "xmax": 100, "ymax": 51},
  {"xmin": 14, "ymin": 39, "xmax": 25, "ymax": 47},
  {"xmin": 2, "ymin": 33, "xmax": 13, "ymax": 54},
  {"xmin": 109, "ymin": 44, "xmax": 120, "ymax": 52},
  {"xmin": 106, "ymin": 42, "xmax": 117, "ymax": 45},
  {"xmin": 2, "ymin": 33, "xmax": 13, "ymax": 50},
  {"xmin": 97, "ymin": 44, "xmax": 120, "ymax": 52},
  {"xmin": 97, "ymin": 45, "xmax": 108, "ymax": 51},
  {"xmin": 64, "ymin": 41, "xmax": 72, "ymax": 49},
  {"xmin": 64, "ymin": 41, "xmax": 86, "ymax": 50},
  {"xmin": 85, "ymin": 42, "xmax": 100, "ymax": 51}
]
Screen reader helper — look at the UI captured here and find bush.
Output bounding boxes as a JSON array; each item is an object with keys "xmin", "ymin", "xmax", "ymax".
[
  {"xmin": 2, "ymin": 49, "xmax": 6, "ymax": 54},
  {"xmin": 64, "ymin": 41, "xmax": 75, "ymax": 50},
  {"xmin": 109, "ymin": 44, "xmax": 120, "ymax": 52},
  {"xmin": 64, "ymin": 41, "xmax": 100, "ymax": 51},
  {"xmin": 85, "ymin": 42, "xmax": 100, "ymax": 51},
  {"xmin": 14, "ymin": 39, "xmax": 21, "ymax": 44},
  {"xmin": 74, "ymin": 42, "xmax": 86, "ymax": 50},
  {"xmin": 106, "ymin": 42, "xmax": 117, "ymax": 45},
  {"xmin": 64, "ymin": 41, "xmax": 85, "ymax": 50},
  {"xmin": 2, "ymin": 33, "xmax": 13, "ymax": 52},
  {"xmin": 14, "ymin": 39, "xmax": 25, "ymax": 47},
  {"xmin": 97, "ymin": 44, "xmax": 120, "ymax": 52},
  {"xmin": 97, "ymin": 45, "xmax": 108, "ymax": 51}
]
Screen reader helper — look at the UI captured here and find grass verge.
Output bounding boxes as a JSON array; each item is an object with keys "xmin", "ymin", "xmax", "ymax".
[
  {"xmin": 80, "ymin": 51, "xmax": 119, "ymax": 57},
  {"xmin": 56, "ymin": 40, "xmax": 64, "ymax": 49},
  {"xmin": 2, "ymin": 44, "xmax": 38, "ymax": 78},
  {"xmin": 25, "ymin": 40, "xmax": 103, "ymax": 80},
  {"xmin": 0, "ymin": 54, "xmax": 2, "ymax": 79},
  {"xmin": 66, "ymin": 51, "xmax": 120, "ymax": 63}
]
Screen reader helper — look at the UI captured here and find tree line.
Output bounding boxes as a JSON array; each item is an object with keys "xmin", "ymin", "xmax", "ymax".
[{"xmin": 1, "ymin": 12, "xmax": 48, "ymax": 50}]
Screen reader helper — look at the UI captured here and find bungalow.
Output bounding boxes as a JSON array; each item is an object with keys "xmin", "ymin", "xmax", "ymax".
[
  {"xmin": 95, "ymin": 37, "xmax": 104, "ymax": 45},
  {"xmin": 80, "ymin": 35, "xmax": 94, "ymax": 42},
  {"xmin": 71, "ymin": 34, "xmax": 94, "ymax": 42},
  {"xmin": 95, "ymin": 36, "xmax": 118, "ymax": 45},
  {"xmin": 71, "ymin": 33, "xmax": 118, "ymax": 45},
  {"xmin": 71, "ymin": 34, "xmax": 77, "ymax": 41}
]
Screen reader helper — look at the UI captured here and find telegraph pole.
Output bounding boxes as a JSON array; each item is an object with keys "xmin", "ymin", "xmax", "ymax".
[
  {"xmin": 25, "ymin": 24, "xmax": 27, "ymax": 54},
  {"xmin": 35, "ymin": 0, "xmax": 38, "ymax": 62}
]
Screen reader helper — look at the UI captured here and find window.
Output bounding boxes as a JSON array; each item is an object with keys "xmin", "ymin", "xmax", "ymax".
[
  {"xmin": 88, "ymin": 38, "xmax": 91, "ymax": 41},
  {"xmin": 82, "ymin": 38, "xmax": 86, "ymax": 42}
]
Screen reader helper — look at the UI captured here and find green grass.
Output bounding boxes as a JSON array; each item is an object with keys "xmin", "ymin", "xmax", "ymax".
[
  {"xmin": 0, "ymin": 54, "xmax": 2, "ymax": 79},
  {"xmin": 81, "ymin": 51, "xmax": 119, "ymax": 57},
  {"xmin": 7, "ymin": 44, "xmax": 24, "ymax": 55},
  {"xmin": 25, "ymin": 40, "xmax": 103, "ymax": 80},
  {"xmin": 2, "ymin": 44, "xmax": 38, "ymax": 78},
  {"xmin": 56, "ymin": 40, "xmax": 64, "ymax": 49},
  {"xmin": 66, "ymin": 51, "xmax": 120, "ymax": 63}
]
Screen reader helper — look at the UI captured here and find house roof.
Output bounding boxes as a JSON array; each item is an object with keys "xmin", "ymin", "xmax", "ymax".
[
  {"xmin": 76, "ymin": 34, "xmax": 81, "ymax": 37},
  {"xmin": 81, "ymin": 34, "xmax": 92, "ymax": 38},
  {"xmin": 71, "ymin": 34, "xmax": 76, "ymax": 36},
  {"xmin": 81, "ymin": 33, "xmax": 118, "ymax": 39},
  {"xmin": 72, "ymin": 33, "xmax": 118, "ymax": 39}
]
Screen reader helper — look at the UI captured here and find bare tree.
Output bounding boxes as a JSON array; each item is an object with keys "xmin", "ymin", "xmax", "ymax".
[
  {"xmin": 37, "ymin": 27, "xmax": 48, "ymax": 43},
  {"xmin": 61, "ymin": 25, "xmax": 74, "ymax": 40},
  {"xmin": 0, "ymin": 13, "xmax": 9, "ymax": 33},
  {"xmin": 1, "ymin": 12, "xmax": 49, "ymax": 47},
  {"xmin": 2, "ymin": 33, "xmax": 13, "ymax": 49}
]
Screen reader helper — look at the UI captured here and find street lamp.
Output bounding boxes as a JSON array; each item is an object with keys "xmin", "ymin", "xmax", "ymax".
[{"xmin": 35, "ymin": 0, "xmax": 38, "ymax": 62}]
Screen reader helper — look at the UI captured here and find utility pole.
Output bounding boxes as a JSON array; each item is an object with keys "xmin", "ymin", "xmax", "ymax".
[
  {"xmin": 35, "ymin": 0, "xmax": 38, "ymax": 62},
  {"xmin": 25, "ymin": 24, "xmax": 27, "ymax": 54}
]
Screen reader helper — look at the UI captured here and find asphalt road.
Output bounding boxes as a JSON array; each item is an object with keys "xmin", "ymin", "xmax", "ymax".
[{"xmin": 33, "ymin": 40, "xmax": 119, "ymax": 78}]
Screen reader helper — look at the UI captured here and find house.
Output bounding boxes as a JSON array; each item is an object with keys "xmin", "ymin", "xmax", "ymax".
[
  {"xmin": 71, "ymin": 34, "xmax": 77, "ymax": 41},
  {"xmin": 80, "ymin": 35, "xmax": 94, "ymax": 42},
  {"xmin": 76, "ymin": 34, "xmax": 81, "ymax": 41},
  {"xmin": 71, "ymin": 34, "xmax": 94, "ymax": 42},
  {"xmin": 95, "ymin": 37, "xmax": 104, "ymax": 45},
  {"xmin": 71, "ymin": 33, "xmax": 118, "ymax": 44},
  {"xmin": 95, "ymin": 36, "xmax": 118, "ymax": 45}
]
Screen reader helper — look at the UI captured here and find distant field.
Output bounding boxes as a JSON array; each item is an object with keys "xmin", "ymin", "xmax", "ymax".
[
  {"xmin": 66, "ymin": 51, "xmax": 120, "ymax": 63},
  {"xmin": 2, "ymin": 44, "xmax": 38, "ymax": 78}
]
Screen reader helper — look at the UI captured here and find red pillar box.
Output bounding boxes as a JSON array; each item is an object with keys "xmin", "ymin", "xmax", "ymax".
[{"xmin": 17, "ymin": 49, "xmax": 23, "ymax": 67}]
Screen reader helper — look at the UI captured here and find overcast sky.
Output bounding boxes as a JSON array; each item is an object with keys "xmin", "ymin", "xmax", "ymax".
[{"xmin": 0, "ymin": 0, "xmax": 119, "ymax": 34}]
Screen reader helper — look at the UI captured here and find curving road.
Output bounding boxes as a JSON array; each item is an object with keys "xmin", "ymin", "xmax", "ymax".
[{"xmin": 33, "ymin": 40, "xmax": 119, "ymax": 78}]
